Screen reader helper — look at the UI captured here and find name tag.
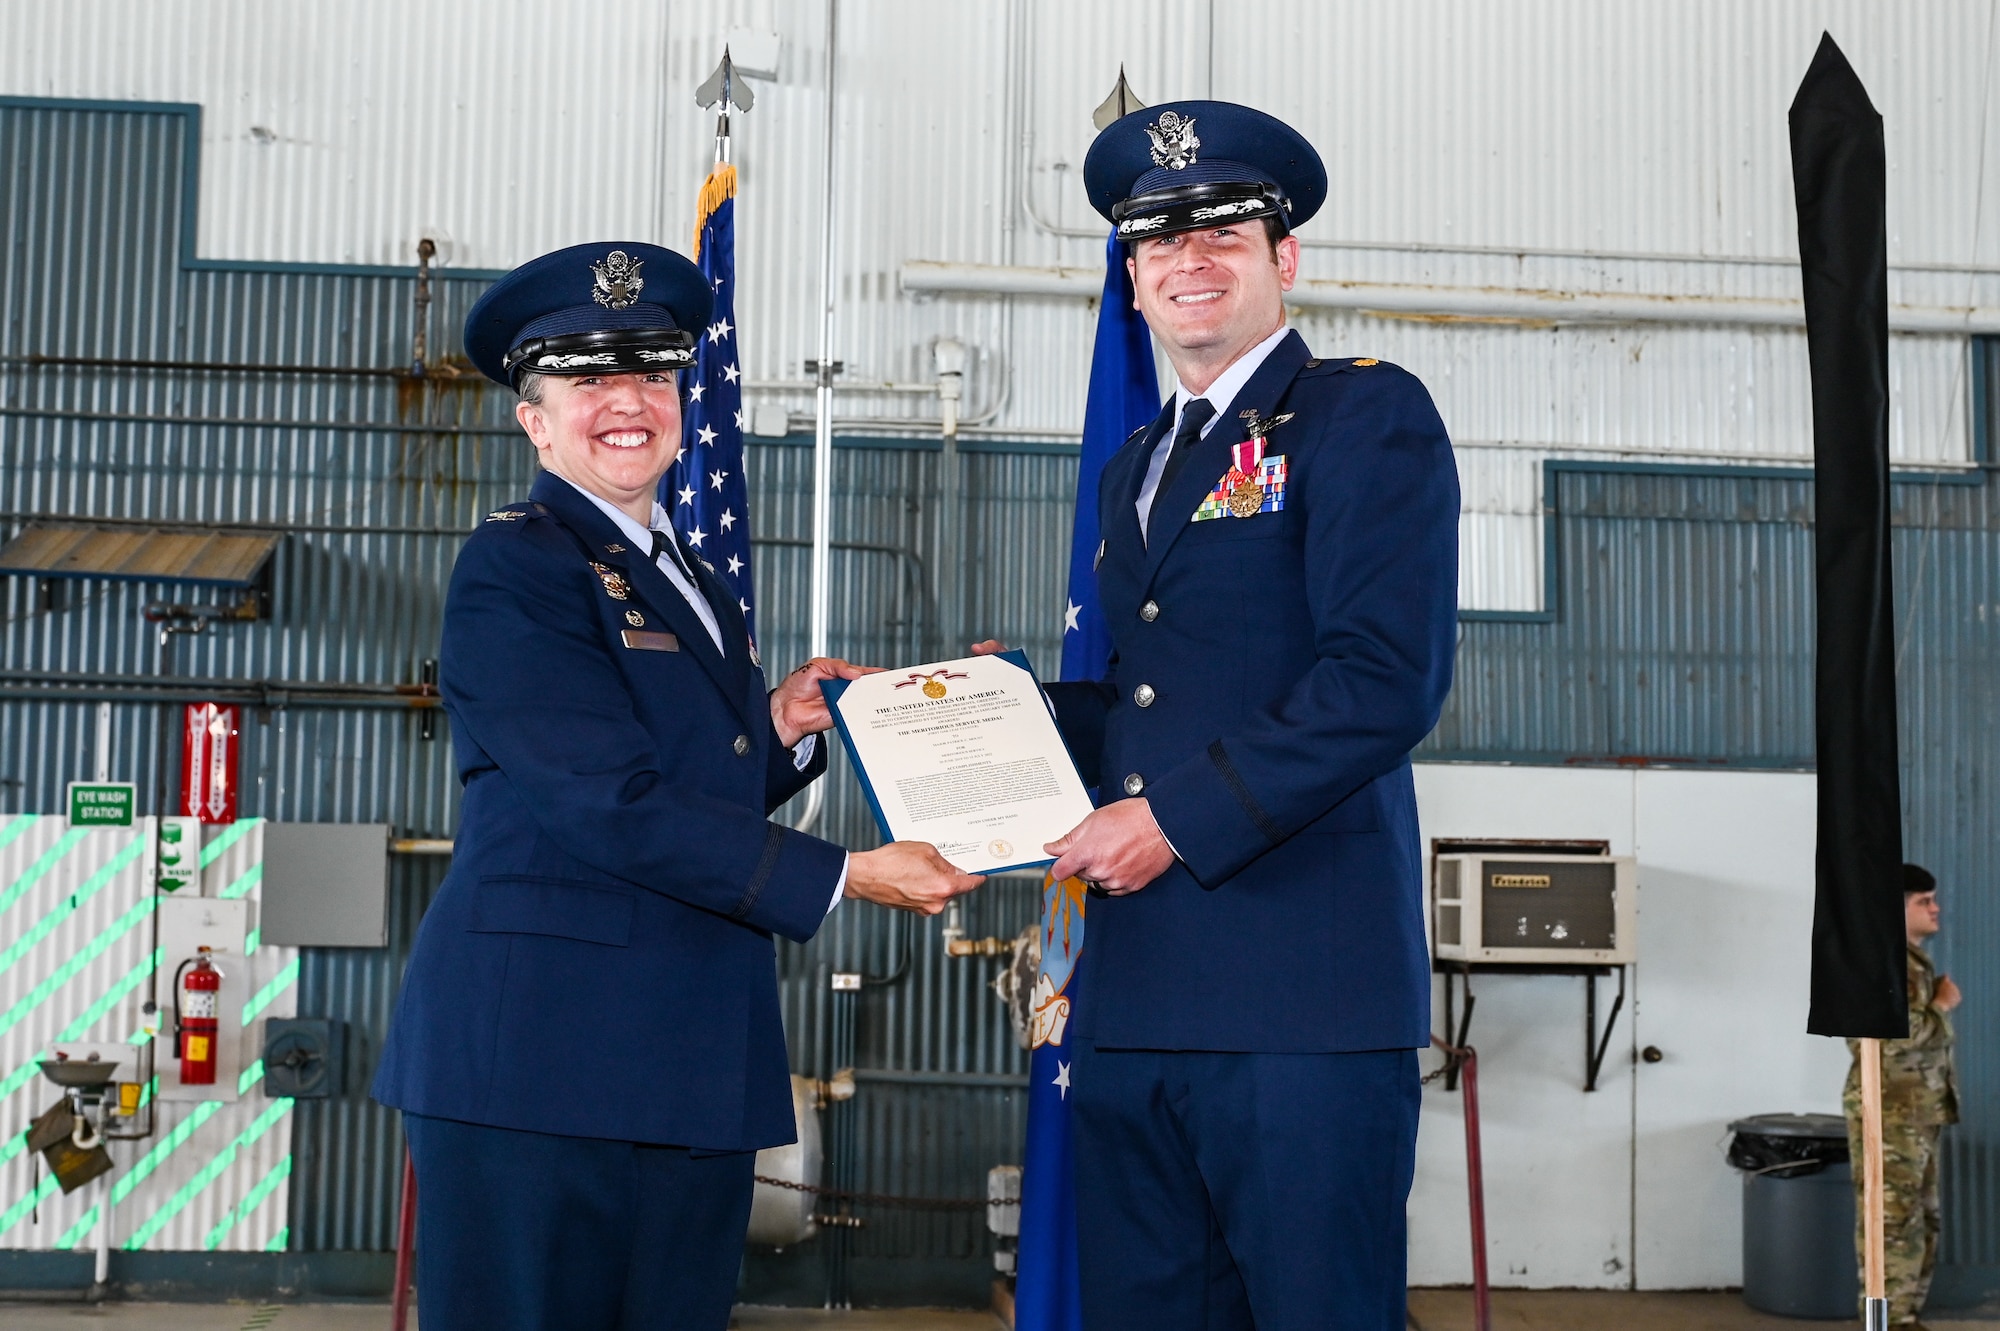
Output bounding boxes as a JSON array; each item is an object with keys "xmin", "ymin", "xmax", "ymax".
[{"xmin": 621, "ymin": 630, "xmax": 680, "ymax": 652}]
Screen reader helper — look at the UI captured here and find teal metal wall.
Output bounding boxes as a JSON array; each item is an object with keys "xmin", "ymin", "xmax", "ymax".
[{"xmin": 4, "ymin": 95, "xmax": 2000, "ymax": 1305}]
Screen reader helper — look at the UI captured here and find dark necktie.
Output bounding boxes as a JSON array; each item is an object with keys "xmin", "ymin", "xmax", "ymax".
[
  {"xmin": 648, "ymin": 527, "xmax": 699, "ymax": 587},
  {"xmin": 1152, "ymin": 397, "xmax": 1217, "ymax": 517}
]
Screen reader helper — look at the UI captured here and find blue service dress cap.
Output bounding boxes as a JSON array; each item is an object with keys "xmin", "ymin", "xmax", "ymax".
[
  {"xmin": 1083, "ymin": 100, "xmax": 1328, "ymax": 243},
  {"xmin": 463, "ymin": 241, "xmax": 716, "ymax": 387}
]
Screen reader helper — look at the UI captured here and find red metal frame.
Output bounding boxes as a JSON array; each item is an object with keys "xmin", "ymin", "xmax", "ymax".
[
  {"xmin": 1432, "ymin": 1033, "xmax": 1490, "ymax": 1331},
  {"xmin": 390, "ymin": 1149, "xmax": 417, "ymax": 1331}
]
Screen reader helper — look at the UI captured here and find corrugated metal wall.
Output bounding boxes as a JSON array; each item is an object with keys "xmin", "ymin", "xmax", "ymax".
[
  {"xmin": 6, "ymin": 17, "xmax": 2000, "ymax": 1301},
  {"xmin": 0, "ymin": 94, "xmax": 1067, "ymax": 1300},
  {"xmin": 0, "ymin": 818, "xmax": 301, "ymax": 1256},
  {"xmin": 7, "ymin": 1, "xmax": 1999, "ymax": 612},
  {"xmin": 1425, "ymin": 464, "xmax": 2000, "ymax": 1288}
]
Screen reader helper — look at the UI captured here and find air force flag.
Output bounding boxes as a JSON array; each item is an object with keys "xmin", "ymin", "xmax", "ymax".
[{"xmin": 1016, "ymin": 228, "xmax": 1159, "ymax": 1331}]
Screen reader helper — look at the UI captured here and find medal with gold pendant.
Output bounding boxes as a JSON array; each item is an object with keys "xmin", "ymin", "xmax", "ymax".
[{"xmin": 1228, "ymin": 475, "xmax": 1265, "ymax": 518}]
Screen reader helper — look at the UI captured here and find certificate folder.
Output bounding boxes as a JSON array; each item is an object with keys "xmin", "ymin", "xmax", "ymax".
[{"xmin": 820, "ymin": 649, "xmax": 1094, "ymax": 874}]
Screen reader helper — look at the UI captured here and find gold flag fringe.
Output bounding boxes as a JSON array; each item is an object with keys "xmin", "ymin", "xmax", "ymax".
[{"xmin": 692, "ymin": 163, "xmax": 738, "ymax": 261}]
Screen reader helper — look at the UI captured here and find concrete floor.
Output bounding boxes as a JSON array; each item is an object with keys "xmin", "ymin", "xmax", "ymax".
[
  {"xmin": 0, "ymin": 1296, "xmax": 1995, "ymax": 1329},
  {"xmin": 0, "ymin": 1306, "xmax": 1009, "ymax": 1331},
  {"xmin": 1407, "ymin": 1289, "xmax": 2000, "ymax": 1330}
]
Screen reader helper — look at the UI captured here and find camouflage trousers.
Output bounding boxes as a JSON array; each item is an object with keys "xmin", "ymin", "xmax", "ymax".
[{"xmin": 1845, "ymin": 1115, "xmax": 1942, "ymax": 1325}]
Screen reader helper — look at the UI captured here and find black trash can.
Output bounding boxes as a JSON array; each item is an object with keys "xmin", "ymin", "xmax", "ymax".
[{"xmin": 1727, "ymin": 1113, "xmax": 1857, "ymax": 1319}]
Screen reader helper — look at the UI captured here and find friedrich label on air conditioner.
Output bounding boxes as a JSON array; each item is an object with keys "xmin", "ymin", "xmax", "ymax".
[{"xmin": 1491, "ymin": 873, "xmax": 1552, "ymax": 888}]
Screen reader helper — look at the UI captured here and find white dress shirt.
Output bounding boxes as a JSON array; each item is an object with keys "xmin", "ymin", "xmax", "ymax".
[
  {"xmin": 1136, "ymin": 324, "xmax": 1294, "ymax": 542},
  {"xmin": 555, "ymin": 473, "xmax": 847, "ymax": 912}
]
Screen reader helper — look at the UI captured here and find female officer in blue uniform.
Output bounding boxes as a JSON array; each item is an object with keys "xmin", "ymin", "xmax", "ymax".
[
  {"xmin": 1029, "ymin": 104, "xmax": 1461, "ymax": 1330},
  {"xmin": 372, "ymin": 241, "xmax": 980, "ymax": 1330}
]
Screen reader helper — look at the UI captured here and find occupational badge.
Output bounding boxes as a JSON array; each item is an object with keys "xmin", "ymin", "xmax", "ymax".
[
  {"xmin": 1145, "ymin": 111, "xmax": 1200, "ymax": 170},
  {"xmin": 625, "ymin": 610, "xmax": 645, "ymax": 627},
  {"xmin": 589, "ymin": 561, "xmax": 632, "ymax": 601},
  {"xmin": 590, "ymin": 250, "xmax": 645, "ymax": 309}
]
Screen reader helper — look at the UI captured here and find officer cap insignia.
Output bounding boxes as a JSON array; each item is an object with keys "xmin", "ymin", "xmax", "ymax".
[
  {"xmin": 1145, "ymin": 111, "xmax": 1200, "ymax": 170},
  {"xmin": 486, "ymin": 509, "xmax": 525, "ymax": 522},
  {"xmin": 590, "ymin": 250, "xmax": 645, "ymax": 309},
  {"xmin": 1086, "ymin": 101, "xmax": 1326, "ymax": 243}
]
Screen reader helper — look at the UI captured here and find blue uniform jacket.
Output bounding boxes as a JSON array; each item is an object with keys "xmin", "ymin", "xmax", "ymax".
[
  {"xmin": 373, "ymin": 471, "xmax": 846, "ymax": 1151},
  {"xmin": 1044, "ymin": 331, "xmax": 1458, "ymax": 1053}
]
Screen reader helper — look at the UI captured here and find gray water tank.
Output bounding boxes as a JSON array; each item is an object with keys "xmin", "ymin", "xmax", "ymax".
[{"xmin": 1730, "ymin": 1113, "xmax": 1856, "ymax": 1319}]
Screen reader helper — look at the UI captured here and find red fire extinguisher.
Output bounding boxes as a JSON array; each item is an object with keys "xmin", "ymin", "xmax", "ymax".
[{"xmin": 174, "ymin": 948, "xmax": 222, "ymax": 1085}]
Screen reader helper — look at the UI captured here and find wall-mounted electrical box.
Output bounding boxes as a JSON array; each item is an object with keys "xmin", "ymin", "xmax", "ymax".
[{"xmin": 1434, "ymin": 852, "xmax": 1637, "ymax": 965}]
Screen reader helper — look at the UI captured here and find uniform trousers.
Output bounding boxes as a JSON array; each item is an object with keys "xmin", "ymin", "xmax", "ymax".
[
  {"xmin": 1071, "ymin": 1040, "xmax": 1420, "ymax": 1331},
  {"xmin": 403, "ymin": 1111, "xmax": 754, "ymax": 1331}
]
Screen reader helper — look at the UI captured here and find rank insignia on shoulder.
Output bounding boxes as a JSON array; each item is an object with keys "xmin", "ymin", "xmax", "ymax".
[
  {"xmin": 485, "ymin": 509, "xmax": 525, "ymax": 522},
  {"xmin": 700, "ymin": 559, "xmax": 716, "ymax": 573},
  {"xmin": 1352, "ymin": 357, "xmax": 1380, "ymax": 367},
  {"xmin": 1093, "ymin": 539, "xmax": 1106, "ymax": 571},
  {"xmin": 749, "ymin": 640, "xmax": 762, "ymax": 669},
  {"xmin": 589, "ymin": 561, "xmax": 632, "ymax": 601}
]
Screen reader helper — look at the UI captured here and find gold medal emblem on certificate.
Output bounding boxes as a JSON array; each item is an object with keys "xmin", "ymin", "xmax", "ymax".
[{"xmin": 923, "ymin": 679, "xmax": 948, "ymax": 699}]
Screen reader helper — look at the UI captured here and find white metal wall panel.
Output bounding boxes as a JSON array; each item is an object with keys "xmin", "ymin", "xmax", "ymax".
[
  {"xmin": 5, "ymin": 0, "xmax": 1995, "ymax": 608},
  {"xmin": 0, "ymin": 816, "xmax": 299, "ymax": 1254},
  {"xmin": 1409, "ymin": 763, "xmax": 1837, "ymax": 1290}
]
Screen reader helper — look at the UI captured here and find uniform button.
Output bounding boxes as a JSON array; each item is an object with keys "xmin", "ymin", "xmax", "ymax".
[
  {"xmin": 733, "ymin": 734, "xmax": 750, "ymax": 756},
  {"xmin": 1123, "ymin": 773, "xmax": 1145, "ymax": 796},
  {"xmin": 1139, "ymin": 600, "xmax": 1159, "ymax": 622},
  {"xmin": 1133, "ymin": 684, "xmax": 1156, "ymax": 708}
]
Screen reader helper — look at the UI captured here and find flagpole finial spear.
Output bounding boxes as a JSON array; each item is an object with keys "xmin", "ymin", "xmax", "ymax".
[
  {"xmin": 696, "ymin": 48, "xmax": 755, "ymax": 165},
  {"xmin": 1091, "ymin": 66, "xmax": 1146, "ymax": 132}
]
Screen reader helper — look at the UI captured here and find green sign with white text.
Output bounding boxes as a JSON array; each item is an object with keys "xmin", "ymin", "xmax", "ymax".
[{"xmin": 67, "ymin": 781, "xmax": 136, "ymax": 827}]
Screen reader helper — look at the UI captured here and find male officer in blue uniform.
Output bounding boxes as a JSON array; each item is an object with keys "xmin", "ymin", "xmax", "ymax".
[
  {"xmin": 372, "ymin": 241, "xmax": 981, "ymax": 1330},
  {"xmin": 1037, "ymin": 103, "xmax": 1460, "ymax": 1329}
]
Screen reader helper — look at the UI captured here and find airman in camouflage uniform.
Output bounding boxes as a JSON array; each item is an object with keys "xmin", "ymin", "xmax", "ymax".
[{"xmin": 1844, "ymin": 864, "xmax": 1960, "ymax": 1331}]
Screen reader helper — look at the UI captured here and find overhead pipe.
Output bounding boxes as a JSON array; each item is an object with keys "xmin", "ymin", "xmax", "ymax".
[
  {"xmin": 794, "ymin": 0, "xmax": 841, "ymax": 837},
  {"xmin": 898, "ymin": 260, "xmax": 2000, "ymax": 333}
]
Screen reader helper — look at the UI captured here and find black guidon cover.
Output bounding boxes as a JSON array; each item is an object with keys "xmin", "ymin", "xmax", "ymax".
[{"xmin": 1789, "ymin": 33, "xmax": 1909, "ymax": 1039}]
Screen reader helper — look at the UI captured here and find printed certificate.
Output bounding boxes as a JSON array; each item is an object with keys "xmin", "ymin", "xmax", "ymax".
[{"xmin": 820, "ymin": 650, "xmax": 1093, "ymax": 874}]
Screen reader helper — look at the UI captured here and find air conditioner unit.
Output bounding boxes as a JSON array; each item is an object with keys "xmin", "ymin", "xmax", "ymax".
[{"xmin": 1433, "ymin": 853, "xmax": 1636, "ymax": 965}]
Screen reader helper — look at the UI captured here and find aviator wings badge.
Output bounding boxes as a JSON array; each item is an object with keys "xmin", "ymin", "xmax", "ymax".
[
  {"xmin": 1145, "ymin": 111, "xmax": 1200, "ymax": 170},
  {"xmin": 591, "ymin": 250, "xmax": 645, "ymax": 309}
]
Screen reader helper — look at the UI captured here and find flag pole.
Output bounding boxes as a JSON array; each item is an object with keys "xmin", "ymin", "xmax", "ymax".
[
  {"xmin": 797, "ymin": 0, "xmax": 839, "ymax": 835},
  {"xmin": 1859, "ymin": 1037, "xmax": 1888, "ymax": 1330}
]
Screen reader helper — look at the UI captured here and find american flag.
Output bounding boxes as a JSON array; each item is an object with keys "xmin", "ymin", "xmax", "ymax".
[{"xmin": 662, "ymin": 162, "xmax": 756, "ymax": 639}]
